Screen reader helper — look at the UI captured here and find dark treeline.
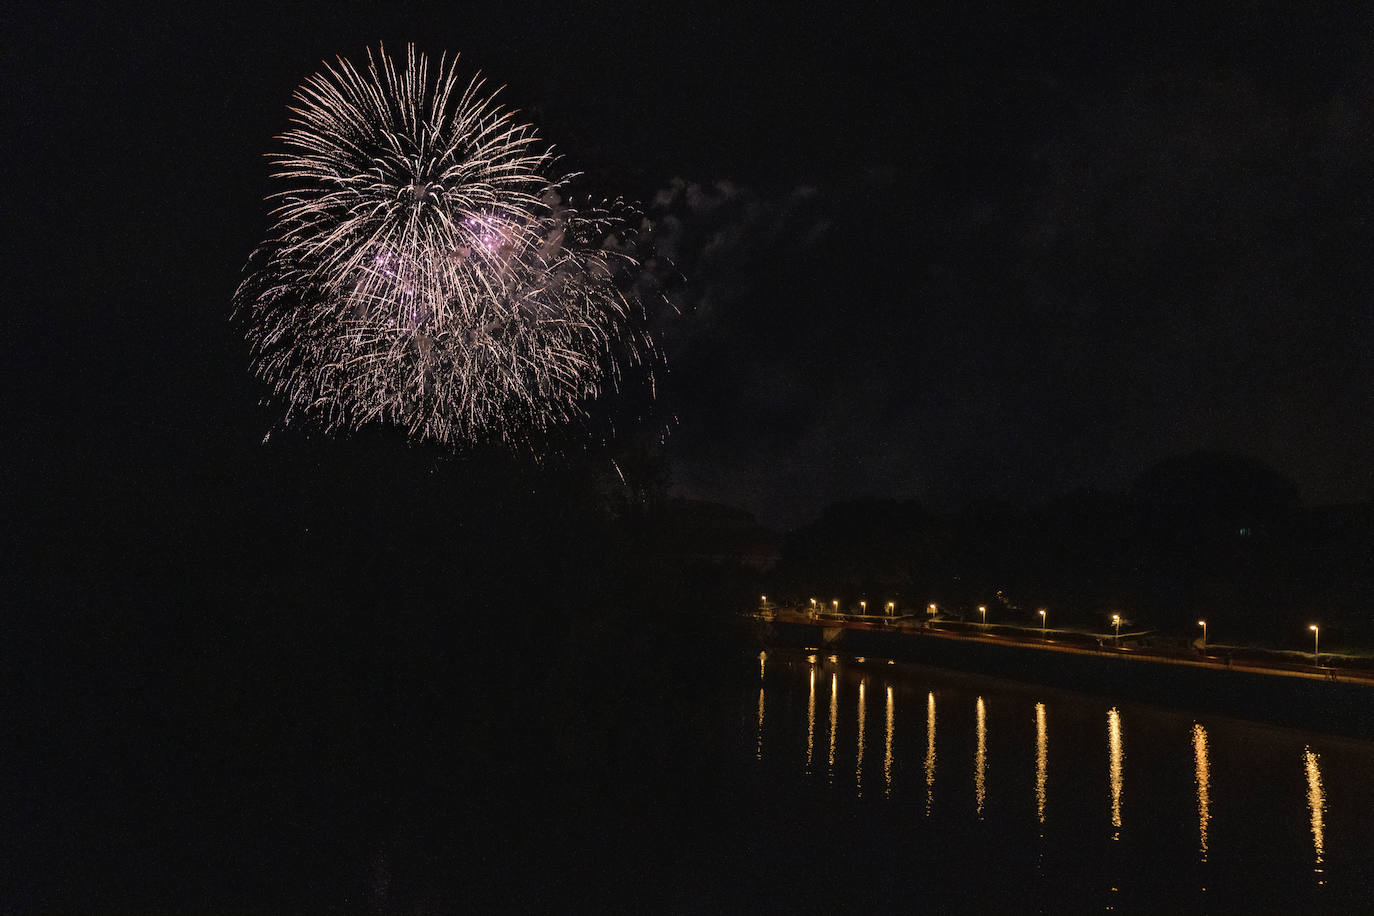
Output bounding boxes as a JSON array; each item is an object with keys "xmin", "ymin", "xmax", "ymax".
[
  {"xmin": 6, "ymin": 424, "xmax": 758, "ymax": 910},
  {"xmin": 768, "ymin": 452, "xmax": 1374, "ymax": 650}
]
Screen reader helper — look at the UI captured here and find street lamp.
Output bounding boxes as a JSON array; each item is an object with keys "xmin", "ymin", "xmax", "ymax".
[
  {"xmin": 1038, "ymin": 609, "xmax": 1046, "ymax": 635},
  {"xmin": 1310, "ymin": 624, "xmax": 1320, "ymax": 665},
  {"xmin": 928, "ymin": 603, "xmax": 937, "ymax": 616},
  {"xmin": 886, "ymin": 601, "xmax": 895, "ymax": 617},
  {"xmin": 978, "ymin": 605, "xmax": 987, "ymax": 627},
  {"xmin": 1112, "ymin": 614, "xmax": 1121, "ymax": 644},
  {"xmin": 860, "ymin": 600, "xmax": 867, "ymax": 615},
  {"xmin": 833, "ymin": 600, "xmax": 839, "ymax": 614},
  {"xmin": 1197, "ymin": 620, "xmax": 1207, "ymax": 650}
]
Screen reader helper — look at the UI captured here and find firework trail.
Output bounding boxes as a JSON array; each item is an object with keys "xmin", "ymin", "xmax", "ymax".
[{"xmin": 236, "ymin": 44, "xmax": 657, "ymax": 447}]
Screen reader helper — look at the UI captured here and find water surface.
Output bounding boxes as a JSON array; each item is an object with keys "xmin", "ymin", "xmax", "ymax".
[{"xmin": 742, "ymin": 648, "xmax": 1374, "ymax": 912}]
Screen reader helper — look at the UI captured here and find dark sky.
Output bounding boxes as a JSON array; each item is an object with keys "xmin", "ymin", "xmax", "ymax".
[{"xmin": 7, "ymin": 0, "xmax": 1373, "ymax": 529}]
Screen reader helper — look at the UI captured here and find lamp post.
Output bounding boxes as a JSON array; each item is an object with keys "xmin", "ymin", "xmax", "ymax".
[
  {"xmin": 860, "ymin": 600, "xmax": 867, "ymax": 615},
  {"xmin": 1310, "ymin": 624, "xmax": 1320, "ymax": 665},
  {"xmin": 886, "ymin": 601, "xmax": 895, "ymax": 617},
  {"xmin": 1197, "ymin": 620, "xmax": 1207, "ymax": 650},
  {"xmin": 979, "ymin": 605, "xmax": 987, "ymax": 628},
  {"xmin": 1112, "ymin": 614, "xmax": 1121, "ymax": 644},
  {"xmin": 1038, "ymin": 609, "xmax": 1046, "ymax": 635},
  {"xmin": 833, "ymin": 600, "xmax": 839, "ymax": 615}
]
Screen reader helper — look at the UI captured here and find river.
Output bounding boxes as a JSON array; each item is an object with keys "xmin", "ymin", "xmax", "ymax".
[
  {"xmin": 739, "ymin": 647, "xmax": 1374, "ymax": 912},
  {"xmin": 17, "ymin": 622, "xmax": 1374, "ymax": 912}
]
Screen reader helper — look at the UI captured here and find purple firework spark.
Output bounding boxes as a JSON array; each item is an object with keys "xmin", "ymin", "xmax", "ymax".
[{"xmin": 236, "ymin": 43, "xmax": 657, "ymax": 447}]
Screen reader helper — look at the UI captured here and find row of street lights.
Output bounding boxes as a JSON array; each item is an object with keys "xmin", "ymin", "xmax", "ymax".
[
  {"xmin": 1197, "ymin": 618, "xmax": 1323, "ymax": 664},
  {"xmin": 771, "ymin": 596, "xmax": 1325, "ymax": 665},
  {"xmin": 802, "ymin": 597, "xmax": 901, "ymax": 616},
  {"xmin": 795, "ymin": 597, "xmax": 1054, "ymax": 631}
]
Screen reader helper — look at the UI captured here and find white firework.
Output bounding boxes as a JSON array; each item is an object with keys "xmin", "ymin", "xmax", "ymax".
[{"xmin": 237, "ymin": 43, "xmax": 655, "ymax": 447}]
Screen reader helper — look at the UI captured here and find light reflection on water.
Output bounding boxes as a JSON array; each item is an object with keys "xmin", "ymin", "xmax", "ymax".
[
  {"xmin": 755, "ymin": 687, "xmax": 765, "ymax": 761},
  {"xmin": 924, "ymin": 690, "xmax": 936, "ymax": 816},
  {"xmin": 746, "ymin": 648, "xmax": 1374, "ymax": 909},
  {"xmin": 1192, "ymin": 723, "xmax": 1210, "ymax": 861},
  {"xmin": 805, "ymin": 665, "xmax": 815, "ymax": 774},
  {"xmin": 828, "ymin": 672, "xmax": 838, "ymax": 781},
  {"xmin": 884, "ymin": 685, "xmax": 894, "ymax": 797},
  {"xmin": 756, "ymin": 651, "xmax": 767, "ymax": 761},
  {"xmin": 1107, "ymin": 707, "xmax": 1124, "ymax": 839},
  {"xmin": 974, "ymin": 696, "xmax": 987, "ymax": 818},
  {"xmin": 855, "ymin": 678, "xmax": 866, "ymax": 796},
  {"xmin": 1304, "ymin": 745, "xmax": 1325, "ymax": 884},
  {"xmin": 1035, "ymin": 702, "xmax": 1047, "ymax": 828}
]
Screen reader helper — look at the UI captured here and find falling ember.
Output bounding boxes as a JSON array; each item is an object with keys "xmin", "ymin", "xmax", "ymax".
[{"xmin": 235, "ymin": 43, "xmax": 658, "ymax": 448}]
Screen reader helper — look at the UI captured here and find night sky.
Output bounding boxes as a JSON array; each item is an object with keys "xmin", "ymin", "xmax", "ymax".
[{"xmin": 8, "ymin": 0, "xmax": 1373, "ymax": 530}]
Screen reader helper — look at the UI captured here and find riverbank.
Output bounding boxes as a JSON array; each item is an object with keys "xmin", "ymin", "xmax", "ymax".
[{"xmin": 755, "ymin": 610, "xmax": 1374, "ymax": 739}]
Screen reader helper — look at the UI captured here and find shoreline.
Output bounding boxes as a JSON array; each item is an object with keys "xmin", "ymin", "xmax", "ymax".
[{"xmin": 754, "ymin": 610, "xmax": 1374, "ymax": 739}]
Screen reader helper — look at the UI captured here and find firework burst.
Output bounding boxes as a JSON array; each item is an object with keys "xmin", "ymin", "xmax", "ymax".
[{"xmin": 236, "ymin": 43, "xmax": 657, "ymax": 447}]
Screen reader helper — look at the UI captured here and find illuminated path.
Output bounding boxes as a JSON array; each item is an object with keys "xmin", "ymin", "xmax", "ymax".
[{"xmin": 759, "ymin": 610, "xmax": 1374, "ymax": 688}]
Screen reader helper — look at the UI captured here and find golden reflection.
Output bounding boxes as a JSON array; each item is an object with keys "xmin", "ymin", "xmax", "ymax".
[
  {"xmin": 758, "ymin": 649, "xmax": 766, "ymax": 680},
  {"xmin": 884, "ymin": 685, "xmax": 895, "ymax": 797},
  {"xmin": 755, "ymin": 687, "xmax": 765, "ymax": 761},
  {"xmin": 1035, "ymin": 702, "xmax": 1047, "ymax": 827},
  {"xmin": 974, "ymin": 697, "xmax": 987, "ymax": 818},
  {"xmin": 856, "ymin": 678, "xmax": 867, "ymax": 795},
  {"xmin": 1192, "ymin": 723, "xmax": 1210, "ymax": 861},
  {"xmin": 1107, "ymin": 707, "xmax": 1124, "ymax": 839},
  {"xmin": 1304, "ymin": 746, "xmax": 1326, "ymax": 883},
  {"xmin": 806, "ymin": 665, "xmax": 816, "ymax": 774},
  {"xmin": 925, "ymin": 691, "xmax": 936, "ymax": 816},
  {"xmin": 828, "ymin": 672, "xmax": 838, "ymax": 780}
]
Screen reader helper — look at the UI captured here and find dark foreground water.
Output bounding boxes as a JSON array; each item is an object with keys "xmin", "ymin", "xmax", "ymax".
[
  {"xmin": 742, "ymin": 648, "xmax": 1374, "ymax": 913},
  {"xmin": 14, "ymin": 620, "xmax": 1374, "ymax": 913}
]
